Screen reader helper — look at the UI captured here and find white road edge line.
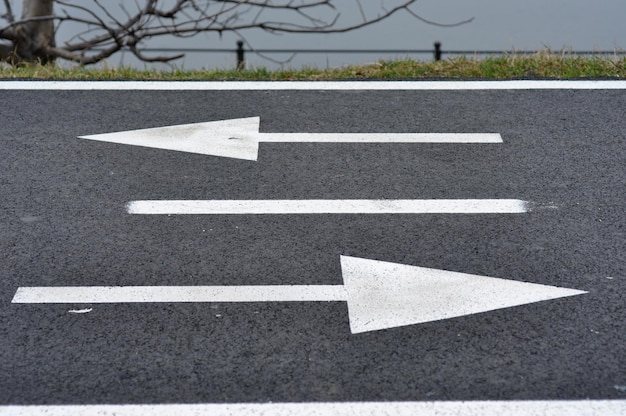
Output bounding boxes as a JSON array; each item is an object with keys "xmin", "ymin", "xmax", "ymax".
[
  {"xmin": 1, "ymin": 80, "xmax": 626, "ymax": 90},
  {"xmin": 0, "ymin": 400, "xmax": 624, "ymax": 416},
  {"xmin": 125, "ymin": 199, "xmax": 530, "ymax": 215}
]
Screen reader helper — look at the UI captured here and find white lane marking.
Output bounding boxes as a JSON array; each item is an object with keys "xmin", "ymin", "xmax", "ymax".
[
  {"xmin": 0, "ymin": 401, "xmax": 624, "ymax": 415},
  {"xmin": 260, "ymin": 132, "xmax": 502, "ymax": 143},
  {"xmin": 125, "ymin": 199, "xmax": 530, "ymax": 215},
  {"xmin": 339, "ymin": 255, "xmax": 586, "ymax": 333},
  {"xmin": 12, "ymin": 285, "xmax": 347, "ymax": 304},
  {"xmin": 78, "ymin": 117, "xmax": 501, "ymax": 161},
  {"xmin": 12, "ymin": 256, "xmax": 586, "ymax": 334},
  {"xmin": 68, "ymin": 308, "xmax": 93, "ymax": 314},
  {"xmin": 2, "ymin": 80, "xmax": 626, "ymax": 90}
]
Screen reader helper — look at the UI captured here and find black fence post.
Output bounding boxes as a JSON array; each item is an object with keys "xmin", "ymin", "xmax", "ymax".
[
  {"xmin": 236, "ymin": 41, "xmax": 245, "ymax": 70},
  {"xmin": 434, "ymin": 42, "xmax": 442, "ymax": 61}
]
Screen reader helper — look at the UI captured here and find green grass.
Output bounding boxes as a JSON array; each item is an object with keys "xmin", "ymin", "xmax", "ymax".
[{"xmin": 1, "ymin": 51, "xmax": 625, "ymax": 80}]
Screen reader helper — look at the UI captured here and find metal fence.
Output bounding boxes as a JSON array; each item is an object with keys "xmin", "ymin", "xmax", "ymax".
[{"xmin": 135, "ymin": 41, "xmax": 626, "ymax": 69}]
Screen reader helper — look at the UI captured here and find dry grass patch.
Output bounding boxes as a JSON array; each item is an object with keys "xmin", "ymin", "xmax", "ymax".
[{"xmin": 1, "ymin": 51, "xmax": 624, "ymax": 80}]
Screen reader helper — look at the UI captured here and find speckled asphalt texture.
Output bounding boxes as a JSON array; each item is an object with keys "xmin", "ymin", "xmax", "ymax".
[{"xmin": 1, "ymin": 87, "xmax": 624, "ymax": 404}]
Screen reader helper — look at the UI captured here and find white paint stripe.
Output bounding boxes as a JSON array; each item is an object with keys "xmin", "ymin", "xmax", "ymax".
[
  {"xmin": 259, "ymin": 132, "xmax": 503, "ymax": 143},
  {"xmin": 0, "ymin": 401, "xmax": 624, "ymax": 416},
  {"xmin": 126, "ymin": 199, "xmax": 529, "ymax": 215},
  {"xmin": 67, "ymin": 308, "xmax": 93, "ymax": 314},
  {"xmin": 12, "ymin": 285, "xmax": 347, "ymax": 304},
  {"xmin": 1, "ymin": 80, "xmax": 626, "ymax": 90}
]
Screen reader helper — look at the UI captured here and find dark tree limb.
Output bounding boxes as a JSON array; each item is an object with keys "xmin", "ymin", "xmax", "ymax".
[
  {"xmin": 2, "ymin": 0, "xmax": 14, "ymax": 23},
  {"xmin": 1, "ymin": 0, "xmax": 472, "ymax": 66}
]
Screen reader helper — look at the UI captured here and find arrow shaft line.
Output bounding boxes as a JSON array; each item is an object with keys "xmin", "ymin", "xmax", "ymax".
[
  {"xmin": 11, "ymin": 285, "xmax": 347, "ymax": 303},
  {"xmin": 12, "ymin": 285, "xmax": 348, "ymax": 304},
  {"xmin": 126, "ymin": 199, "xmax": 529, "ymax": 215},
  {"xmin": 257, "ymin": 133, "xmax": 503, "ymax": 143}
]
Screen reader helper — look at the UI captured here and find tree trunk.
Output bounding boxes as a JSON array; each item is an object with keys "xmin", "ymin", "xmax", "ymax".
[{"xmin": 12, "ymin": 0, "xmax": 56, "ymax": 64}]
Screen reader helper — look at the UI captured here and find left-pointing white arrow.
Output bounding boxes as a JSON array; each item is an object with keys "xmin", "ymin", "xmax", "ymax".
[
  {"xmin": 78, "ymin": 117, "xmax": 503, "ymax": 161},
  {"xmin": 12, "ymin": 256, "xmax": 585, "ymax": 334}
]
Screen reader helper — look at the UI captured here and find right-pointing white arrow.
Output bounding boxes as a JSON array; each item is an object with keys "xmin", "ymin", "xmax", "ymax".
[
  {"xmin": 339, "ymin": 256, "xmax": 586, "ymax": 333},
  {"xmin": 12, "ymin": 256, "xmax": 586, "ymax": 334}
]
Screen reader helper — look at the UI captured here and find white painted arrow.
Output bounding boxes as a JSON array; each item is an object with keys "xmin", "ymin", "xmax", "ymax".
[
  {"xmin": 12, "ymin": 256, "xmax": 585, "ymax": 334},
  {"xmin": 78, "ymin": 117, "xmax": 503, "ymax": 161}
]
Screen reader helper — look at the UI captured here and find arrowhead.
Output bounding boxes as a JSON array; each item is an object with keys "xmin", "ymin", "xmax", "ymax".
[
  {"xmin": 79, "ymin": 117, "xmax": 261, "ymax": 161},
  {"xmin": 340, "ymin": 255, "xmax": 587, "ymax": 334}
]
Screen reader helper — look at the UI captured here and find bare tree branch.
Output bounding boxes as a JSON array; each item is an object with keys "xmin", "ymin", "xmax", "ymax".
[
  {"xmin": 1, "ymin": 0, "xmax": 472, "ymax": 66},
  {"xmin": 2, "ymin": 0, "xmax": 15, "ymax": 23},
  {"xmin": 42, "ymin": 44, "xmax": 119, "ymax": 64},
  {"xmin": 405, "ymin": 7, "xmax": 475, "ymax": 28},
  {"xmin": 129, "ymin": 43, "xmax": 184, "ymax": 63},
  {"xmin": 0, "ymin": 14, "xmax": 60, "ymax": 40}
]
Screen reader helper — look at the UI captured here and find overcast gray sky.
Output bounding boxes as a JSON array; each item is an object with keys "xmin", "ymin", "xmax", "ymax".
[{"xmin": 55, "ymin": 0, "xmax": 626, "ymax": 69}]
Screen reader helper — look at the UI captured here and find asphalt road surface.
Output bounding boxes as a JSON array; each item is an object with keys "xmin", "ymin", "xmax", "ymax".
[{"xmin": 0, "ymin": 81, "xmax": 624, "ymax": 413}]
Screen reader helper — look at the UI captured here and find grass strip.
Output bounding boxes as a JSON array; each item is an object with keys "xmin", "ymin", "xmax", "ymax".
[{"xmin": 1, "ymin": 52, "xmax": 625, "ymax": 80}]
